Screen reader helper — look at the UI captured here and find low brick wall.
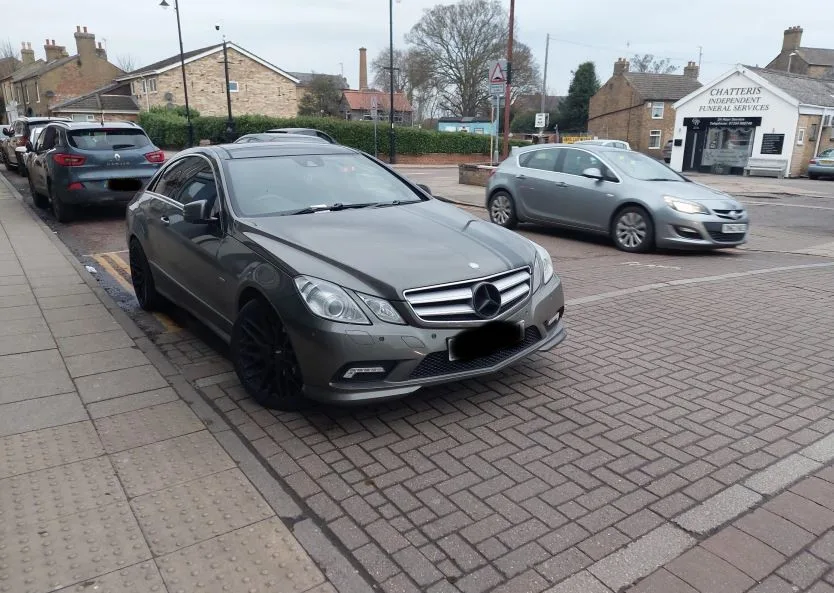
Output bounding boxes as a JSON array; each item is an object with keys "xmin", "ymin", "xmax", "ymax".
[
  {"xmin": 380, "ymin": 153, "xmax": 490, "ymax": 166},
  {"xmin": 459, "ymin": 163, "xmax": 497, "ymax": 187}
]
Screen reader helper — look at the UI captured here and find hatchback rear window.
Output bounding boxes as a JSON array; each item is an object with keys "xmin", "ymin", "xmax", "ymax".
[{"xmin": 68, "ymin": 129, "xmax": 152, "ymax": 151}]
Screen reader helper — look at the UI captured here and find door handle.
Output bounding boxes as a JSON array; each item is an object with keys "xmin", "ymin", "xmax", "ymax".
[
  {"xmin": 160, "ymin": 216, "xmax": 170, "ymax": 226},
  {"xmin": 514, "ymin": 173, "xmax": 526, "ymax": 179},
  {"xmin": 554, "ymin": 182, "xmax": 568, "ymax": 187}
]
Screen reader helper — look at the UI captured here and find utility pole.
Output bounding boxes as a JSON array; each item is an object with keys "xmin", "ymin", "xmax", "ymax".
[
  {"xmin": 501, "ymin": 0, "xmax": 515, "ymax": 159},
  {"xmin": 221, "ymin": 34, "xmax": 234, "ymax": 142},
  {"xmin": 540, "ymin": 34, "xmax": 550, "ymax": 114},
  {"xmin": 388, "ymin": 0, "xmax": 396, "ymax": 164}
]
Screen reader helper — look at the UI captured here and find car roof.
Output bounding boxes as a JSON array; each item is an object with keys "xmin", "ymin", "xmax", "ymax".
[
  {"xmin": 194, "ymin": 142, "xmax": 356, "ymax": 160},
  {"xmin": 513, "ymin": 142, "xmax": 620, "ymax": 154},
  {"xmin": 45, "ymin": 120, "xmax": 143, "ymax": 130},
  {"xmin": 239, "ymin": 133, "xmax": 326, "ymax": 142},
  {"xmin": 267, "ymin": 127, "xmax": 318, "ymax": 133}
]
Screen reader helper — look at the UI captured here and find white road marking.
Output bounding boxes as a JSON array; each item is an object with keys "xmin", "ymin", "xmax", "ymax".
[{"xmin": 741, "ymin": 200, "xmax": 834, "ymax": 211}]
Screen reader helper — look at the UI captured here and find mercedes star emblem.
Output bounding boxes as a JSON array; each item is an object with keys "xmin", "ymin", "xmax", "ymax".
[
  {"xmin": 471, "ymin": 282, "xmax": 502, "ymax": 319},
  {"xmin": 114, "ymin": 153, "xmax": 121, "ymax": 160}
]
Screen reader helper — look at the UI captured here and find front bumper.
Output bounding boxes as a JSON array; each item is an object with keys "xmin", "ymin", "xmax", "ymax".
[
  {"xmin": 286, "ymin": 276, "xmax": 567, "ymax": 404},
  {"xmin": 655, "ymin": 209, "xmax": 750, "ymax": 249}
]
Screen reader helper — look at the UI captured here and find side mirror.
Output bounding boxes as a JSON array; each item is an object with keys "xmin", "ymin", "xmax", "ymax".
[
  {"xmin": 26, "ymin": 141, "xmax": 34, "ymax": 152},
  {"xmin": 581, "ymin": 167, "xmax": 604, "ymax": 180},
  {"xmin": 2, "ymin": 128, "xmax": 12, "ymax": 137},
  {"xmin": 183, "ymin": 199, "xmax": 216, "ymax": 224},
  {"xmin": 417, "ymin": 183, "xmax": 432, "ymax": 195}
]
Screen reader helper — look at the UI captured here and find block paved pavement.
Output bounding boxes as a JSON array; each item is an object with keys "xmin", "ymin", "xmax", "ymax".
[{"xmin": 0, "ymin": 181, "xmax": 346, "ymax": 592}]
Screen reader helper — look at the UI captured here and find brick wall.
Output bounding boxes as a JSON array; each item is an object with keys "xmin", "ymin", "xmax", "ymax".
[
  {"xmin": 790, "ymin": 114, "xmax": 824, "ymax": 176},
  {"xmin": 134, "ymin": 48, "xmax": 298, "ymax": 118}
]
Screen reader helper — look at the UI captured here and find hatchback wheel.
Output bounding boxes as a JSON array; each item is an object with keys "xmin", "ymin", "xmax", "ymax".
[
  {"xmin": 488, "ymin": 191, "xmax": 518, "ymax": 229},
  {"xmin": 612, "ymin": 206, "xmax": 654, "ymax": 253},
  {"xmin": 50, "ymin": 184, "xmax": 74, "ymax": 223},
  {"xmin": 129, "ymin": 239, "xmax": 161, "ymax": 311},
  {"xmin": 231, "ymin": 298, "xmax": 307, "ymax": 411}
]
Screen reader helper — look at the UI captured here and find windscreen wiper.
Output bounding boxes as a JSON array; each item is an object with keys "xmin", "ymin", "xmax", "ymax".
[
  {"xmin": 286, "ymin": 202, "xmax": 376, "ymax": 215},
  {"xmin": 372, "ymin": 200, "xmax": 421, "ymax": 208}
]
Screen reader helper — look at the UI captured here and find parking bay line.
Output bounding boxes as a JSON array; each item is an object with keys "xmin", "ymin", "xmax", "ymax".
[{"xmin": 90, "ymin": 252, "xmax": 181, "ymax": 333}]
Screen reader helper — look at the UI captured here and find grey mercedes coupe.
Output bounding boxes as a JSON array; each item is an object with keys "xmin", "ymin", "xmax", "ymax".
[{"xmin": 127, "ymin": 142, "xmax": 567, "ymax": 410}]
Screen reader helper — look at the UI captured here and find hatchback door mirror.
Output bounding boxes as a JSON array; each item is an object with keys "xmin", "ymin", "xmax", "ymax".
[
  {"xmin": 417, "ymin": 183, "xmax": 432, "ymax": 195},
  {"xmin": 2, "ymin": 127, "xmax": 12, "ymax": 137},
  {"xmin": 581, "ymin": 167, "xmax": 604, "ymax": 180},
  {"xmin": 183, "ymin": 199, "xmax": 216, "ymax": 224}
]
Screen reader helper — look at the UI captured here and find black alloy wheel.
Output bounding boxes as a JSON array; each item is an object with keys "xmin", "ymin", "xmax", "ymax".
[
  {"xmin": 49, "ymin": 183, "xmax": 73, "ymax": 223},
  {"xmin": 231, "ymin": 298, "xmax": 307, "ymax": 411},
  {"xmin": 129, "ymin": 239, "xmax": 161, "ymax": 311}
]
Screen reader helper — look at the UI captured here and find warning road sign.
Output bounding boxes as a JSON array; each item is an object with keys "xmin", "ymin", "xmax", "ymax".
[{"xmin": 488, "ymin": 59, "xmax": 507, "ymax": 84}]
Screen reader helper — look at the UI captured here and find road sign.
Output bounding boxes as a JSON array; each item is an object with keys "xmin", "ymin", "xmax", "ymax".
[
  {"xmin": 489, "ymin": 83, "xmax": 504, "ymax": 96},
  {"xmin": 535, "ymin": 112, "xmax": 548, "ymax": 128},
  {"xmin": 488, "ymin": 59, "xmax": 507, "ymax": 84},
  {"xmin": 370, "ymin": 95, "xmax": 378, "ymax": 117}
]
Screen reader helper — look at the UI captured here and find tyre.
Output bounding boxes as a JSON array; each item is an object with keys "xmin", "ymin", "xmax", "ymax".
[
  {"xmin": 488, "ymin": 191, "xmax": 518, "ymax": 229},
  {"xmin": 809, "ymin": 173, "xmax": 819, "ymax": 180},
  {"xmin": 611, "ymin": 206, "xmax": 654, "ymax": 253},
  {"xmin": 129, "ymin": 238, "xmax": 162, "ymax": 311},
  {"xmin": 49, "ymin": 183, "xmax": 74, "ymax": 223},
  {"xmin": 1, "ymin": 151, "xmax": 12, "ymax": 171},
  {"xmin": 231, "ymin": 298, "xmax": 308, "ymax": 411},
  {"xmin": 29, "ymin": 176, "xmax": 49, "ymax": 208}
]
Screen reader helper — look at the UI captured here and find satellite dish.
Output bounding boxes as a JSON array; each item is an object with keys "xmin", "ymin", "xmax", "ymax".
[{"xmin": 164, "ymin": 92, "xmax": 173, "ymax": 101}]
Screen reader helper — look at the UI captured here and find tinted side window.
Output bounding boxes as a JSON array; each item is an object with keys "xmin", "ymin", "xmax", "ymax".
[
  {"xmin": 518, "ymin": 149, "xmax": 559, "ymax": 171},
  {"xmin": 175, "ymin": 162, "xmax": 218, "ymax": 206},
  {"xmin": 40, "ymin": 127, "xmax": 57, "ymax": 150},
  {"xmin": 152, "ymin": 156, "xmax": 205, "ymax": 200},
  {"xmin": 558, "ymin": 148, "xmax": 605, "ymax": 176}
]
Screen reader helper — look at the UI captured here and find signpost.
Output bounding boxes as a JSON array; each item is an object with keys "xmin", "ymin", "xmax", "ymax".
[
  {"xmin": 488, "ymin": 60, "xmax": 507, "ymax": 163},
  {"xmin": 535, "ymin": 112, "xmax": 548, "ymax": 130},
  {"xmin": 371, "ymin": 95, "xmax": 379, "ymax": 158}
]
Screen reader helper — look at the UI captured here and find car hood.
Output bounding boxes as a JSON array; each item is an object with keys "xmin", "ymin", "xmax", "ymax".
[
  {"xmin": 647, "ymin": 180, "xmax": 743, "ymax": 209},
  {"xmin": 238, "ymin": 200, "xmax": 536, "ymax": 298}
]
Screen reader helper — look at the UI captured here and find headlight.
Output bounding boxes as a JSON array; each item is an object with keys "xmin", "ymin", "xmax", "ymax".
[
  {"xmin": 357, "ymin": 293, "xmax": 405, "ymax": 325},
  {"xmin": 664, "ymin": 196, "xmax": 710, "ymax": 215},
  {"xmin": 531, "ymin": 241, "xmax": 554, "ymax": 292},
  {"xmin": 294, "ymin": 276, "xmax": 369, "ymax": 324}
]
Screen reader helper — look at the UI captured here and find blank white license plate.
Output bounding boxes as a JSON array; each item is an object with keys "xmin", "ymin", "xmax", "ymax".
[
  {"xmin": 819, "ymin": 160, "xmax": 833, "ymax": 165},
  {"xmin": 721, "ymin": 223, "xmax": 747, "ymax": 234}
]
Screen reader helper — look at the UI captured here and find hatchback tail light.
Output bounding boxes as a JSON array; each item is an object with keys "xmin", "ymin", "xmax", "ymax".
[
  {"xmin": 810, "ymin": 159, "xmax": 818, "ymax": 165},
  {"xmin": 144, "ymin": 150, "xmax": 165, "ymax": 163},
  {"xmin": 53, "ymin": 153, "xmax": 86, "ymax": 167}
]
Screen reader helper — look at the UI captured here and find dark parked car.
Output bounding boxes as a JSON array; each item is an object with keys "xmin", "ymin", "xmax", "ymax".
[
  {"xmin": 265, "ymin": 127, "xmax": 337, "ymax": 144},
  {"xmin": 233, "ymin": 133, "xmax": 328, "ymax": 144},
  {"xmin": 126, "ymin": 142, "xmax": 567, "ymax": 410},
  {"xmin": 1, "ymin": 116, "xmax": 71, "ymax": 174},
  {"xmin": 27, "ymin": 121, "xmax": 165, "ymax": 222}
]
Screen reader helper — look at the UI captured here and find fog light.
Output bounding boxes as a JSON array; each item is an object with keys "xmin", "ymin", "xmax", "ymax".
[
  {"xmin": 343, "ymin": 366, "xmax": 386, "ymax": 379},
  {"xmin": 674, "ymin": 225, "xmax": 702, "ymax": 238},
  {"xmin": 546, "ymin": 307, "xmax": 564, "ymax": 327}
]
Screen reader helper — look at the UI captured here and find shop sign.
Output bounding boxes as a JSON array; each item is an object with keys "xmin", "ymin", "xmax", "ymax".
[
  {"xmin": 698, "ymin": 86, "xmax": 771, "ymax": 113},
  {"xmin": 683, "ymin": 117, "xmax": 762, "ymax": 130},
  {"xmin": 761, "ymin": 133, "xmax": 785, "ymax": 155}
]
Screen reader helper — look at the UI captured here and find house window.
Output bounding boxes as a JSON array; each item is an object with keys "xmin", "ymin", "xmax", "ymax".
[
  {"xmin": 24, "ymin": 85, "xmax": 29, "ymax": 103},
  {"xmin": 228, "ymin": 81, "xmax": 239, "ymax": 92},
  {"xmin": 809, "ymin": 123, "xmax": 818, "ymax": 141},
  {"xmin": 35, "ymin": 81, "xmax": 40, "ymax": 103},
  {"xmin": 649, "ymin": 130, "xmax": 662, "ymax": 149},
  {"xmin": 147, "ymin": 78, "xmax": 157, "ymax": 93},
  {"xmin": 797, "ymin": 128, "xmax": 805, "ymax": 145},
  {"xmin": 651, "ymin": 102, "xmax": 664, "ymax": 119}
]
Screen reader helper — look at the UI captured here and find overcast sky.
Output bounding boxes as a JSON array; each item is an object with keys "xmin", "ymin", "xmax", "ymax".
[{"xmin": 15, "ymin": 0, "xmax": 834, "ymax": 98}]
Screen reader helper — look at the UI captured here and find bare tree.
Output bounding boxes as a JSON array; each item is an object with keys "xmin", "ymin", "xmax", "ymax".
[
  {"xmin": 629, "ymin": 54, "xmax": 677, "ymax": 74},
  {"xmin": 371, "ymin": 47, "xmax": 436, "ymax": 123},
  {"xmin": 116, "ymin": 54, "xmax": 138, "ymax": 72},
  {"xmin": 405, "ymin": 0, "xmax": 540, "ymax": 117},
  {"xmin": 0, "ymin": 39, "xmax": 16, "ymax": 59}
]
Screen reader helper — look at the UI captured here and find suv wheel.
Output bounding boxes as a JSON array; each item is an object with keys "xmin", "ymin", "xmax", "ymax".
[
  {"xmin": 231, "ymin": 298, "xmax": 308, "ymax": 411},
  {"xmin": 612, "ymin": 206, "xmax": 654, "ymax": 253},
  {"xmin": 129, "ymin": 239, "xmax": 162, "ymax": 311},
  {"xmin": 50, "ymin": 183, "xmax": 74, "ymax": 223},
  {"xmin": 488, "ymin": 191, "xmax": 518, "ymax": 229}
]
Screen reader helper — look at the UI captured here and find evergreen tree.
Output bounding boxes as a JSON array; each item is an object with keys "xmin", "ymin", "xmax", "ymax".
[{"xmin": 556, "ymin": 62, "xmax": 600, "ymax": 133}]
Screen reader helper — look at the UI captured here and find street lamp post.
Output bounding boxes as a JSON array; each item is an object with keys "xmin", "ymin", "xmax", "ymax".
[
  {"xmin": 217, "ymin": 26, "xmax": 235, "ymax": 142},
  {"xmin": 501, "ymin": 0, "xmax": 515, "ymax": 159},
  {"xmin": 159, "ymin": 0, "xmax": 194, "ymax": 147},
  {"xmin": 388, "ymin": 0, "xmax": 396, "ymax": 164}
]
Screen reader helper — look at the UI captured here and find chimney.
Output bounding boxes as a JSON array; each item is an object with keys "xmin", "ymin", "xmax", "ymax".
[
  {"xmin": 359, "ymin": 47, "xmax": 368, "ymax": 90},
  {"xmin": 683, "ymin": 61, "xmax": 700, "ymax": 79},
  {"xmin": 44, "ymin": 39, "xmax": 67, "ymax": 62},
  {"xmin": 782, "ymin": 25, "xmax": 803, "ymax": 51},
  {"xmin": 613, "ymin": 57, "xmax": 629, "ymax": 76},
  {"xmin": 95, "ymin": 41, "xmax": 107, "ymax": 60},
  {"xmin": 20, "ymin": 42, "xmax": 35, "ymax": 66},
  {"xmin": 74, "ymin": 25, "xmax": 97, "ymax": 62}
]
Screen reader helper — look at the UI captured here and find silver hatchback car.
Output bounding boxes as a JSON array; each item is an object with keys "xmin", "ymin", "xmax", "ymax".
[{"xmin": 486, "ymin": 144, "xmax": 749, "ymax": 252}]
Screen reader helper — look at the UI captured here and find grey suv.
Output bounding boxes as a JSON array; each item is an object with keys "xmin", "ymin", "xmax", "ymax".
[
  {"xmin": 126, "ymin": 142, "xmax": 567, "ymax": 410},
  {"xmin": 27, "ymin": 121, "xmax": 164, "ymax": 222}
]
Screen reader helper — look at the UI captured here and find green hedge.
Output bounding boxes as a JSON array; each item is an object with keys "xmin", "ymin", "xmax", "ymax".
[{"xmin": 137, "ymin": 112, "xmax": 529, "ymax": 155}]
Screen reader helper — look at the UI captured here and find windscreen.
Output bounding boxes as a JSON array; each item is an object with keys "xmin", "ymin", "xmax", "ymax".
[
  {"xmin": 68, "ymin": 129, "xmax": 152, "ymax": 151},
  {"xmin": 225, "ymin": 153, "xmax": 422, "ymax": 217}
]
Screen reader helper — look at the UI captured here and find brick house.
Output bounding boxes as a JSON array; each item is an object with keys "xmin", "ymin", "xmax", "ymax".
[
  {"xmin": 1, "ymin": 28, "xmax": 122, "ymax": 123},
  {"xmin": 116, "ymin": 43, "xmax": 300, "ymax": 118},
  {"xmin": 339, "ymin": 48, "xmax": 413, "ymax": 124},
  {"xmin": 588, "ymin": 58, "xmax": 702, "ymax": 155},
  {"xmin": 50, "ymin": 81, "xmax": 140, "ymax": 122},
  {"xmin": 766, "ymin": 26, "xmax": 834, "ymax": 79}
]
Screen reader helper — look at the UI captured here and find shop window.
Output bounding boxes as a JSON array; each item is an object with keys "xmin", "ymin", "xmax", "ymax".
[
  {"xmin": 797, "ymin": 128, "xmax": 805, "ymax": 145},
  {"xmin": 702, "ymin": 126, "xmax": 755, "ymax": 169},
  {"xmin": 651, "ymin": 102, "xmax": 664, "ymax": 119},
  {"xmin": 648, "ymin": 130, "xmax": 662, "ymax": 149}
]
